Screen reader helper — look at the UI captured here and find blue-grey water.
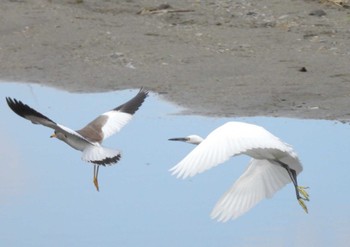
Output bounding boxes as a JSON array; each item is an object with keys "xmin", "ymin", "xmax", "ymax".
[{"xmin": 0, "ymin": 83, "xmax": 349, "ymax": 247}]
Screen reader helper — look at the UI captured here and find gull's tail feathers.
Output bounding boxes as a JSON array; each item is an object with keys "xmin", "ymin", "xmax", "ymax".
[{"xmin": 82, "ymin": 145, "xmax": 121, "ymax": 166}]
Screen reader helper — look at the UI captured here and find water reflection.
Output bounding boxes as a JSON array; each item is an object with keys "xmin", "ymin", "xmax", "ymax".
[{"xmin": 0, "ymin": 82, "xmax": 350, "ymax": 247}]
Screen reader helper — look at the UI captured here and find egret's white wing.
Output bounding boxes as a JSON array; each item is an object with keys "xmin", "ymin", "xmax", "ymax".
[
  {"xmin": 170, "ymin": 122, "xmax": 301, "ymax": 179},
  {"xmin": 211, "ymin": 159, "xmax": 291, "ymax": 222},
  {"xmin": 77, "ymin": 88, "xmax": 148, "ymax": 143}
]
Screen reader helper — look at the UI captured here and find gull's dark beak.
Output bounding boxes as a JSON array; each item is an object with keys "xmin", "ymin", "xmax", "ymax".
[
  {"xmin": 50, "ymin": 133, "xmax": 56, "ymax": 138},
  {"xmin": 168, "ymin": 137, "xmax": 189, "ymax": 142}
]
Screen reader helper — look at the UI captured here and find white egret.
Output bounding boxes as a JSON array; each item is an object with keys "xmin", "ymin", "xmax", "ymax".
[
  {"xmin": 6, "ymin": 88, "xmax": 148, "ymax": 191},
  {"xmin": 169, "ymin": 121, "xmax": 309, "ymax": 222}
]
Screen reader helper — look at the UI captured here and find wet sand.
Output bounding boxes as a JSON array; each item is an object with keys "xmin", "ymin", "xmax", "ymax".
[{"xmin": 1, "ymin": 0, "xmax": 350, "ymax": 120}]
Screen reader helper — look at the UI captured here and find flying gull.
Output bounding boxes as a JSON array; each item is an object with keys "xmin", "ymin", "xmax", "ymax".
[{"xmin": 6, "ymin": 88, "xmax": 148, "ymax": 191}]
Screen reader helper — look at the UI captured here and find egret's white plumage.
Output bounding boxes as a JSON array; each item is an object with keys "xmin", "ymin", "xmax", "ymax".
[
  {"xmin": 6, "ymin": 88, "xmax": 148, "ymax": 191},
  {"xmin": 169, "ymin": 122, "xmax": 309, "ymax": 222}
]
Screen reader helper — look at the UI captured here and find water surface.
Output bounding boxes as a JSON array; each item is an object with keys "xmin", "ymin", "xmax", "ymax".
[{"xmin": 0, "ymin": 83, "xmax": 349, "ymax": 247}]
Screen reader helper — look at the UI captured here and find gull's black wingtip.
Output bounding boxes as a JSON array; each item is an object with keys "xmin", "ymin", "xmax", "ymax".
[
  {"xmin": 138, "ymin": 87, "xmax": 149, "ymax": 97},
  {"xmin": 6, "ymin": 97, "xmax": 24, "ymax": 106},
  {"xmin": 6, "ymin": 97, "xmax": 26, "ymax": 117},
  {"xmin": 114, "ymin": 87, "xmax": 149, "ymax": 114},
  {"xmin": 6, "ymin": 97, "xmax": 15, "ymax": 106},
  {"xmin": 5, "ymin": 97, "xmax": 56, "ymax": 124}
]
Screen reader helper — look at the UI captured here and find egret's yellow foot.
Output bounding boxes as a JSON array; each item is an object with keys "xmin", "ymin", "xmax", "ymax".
[
  {"xmin": 298, "ymin": 198, "xmax": 308, "ymax": 214},
  {"xmin": 93, "ymin": 177, "xmax": 99, "ymax": 192},
  {"xmin": 298, "ymin": 186, "xmax": 310, "ymax": 201}
]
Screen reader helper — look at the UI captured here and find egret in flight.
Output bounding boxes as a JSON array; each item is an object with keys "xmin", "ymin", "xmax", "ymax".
[
  {"xmin": 169, "ymin": 121, "xmax": 309, "ymax": 222},
  {"xmin": 6, "ymin": 88, "xmax": 148, "ymax": 191}
]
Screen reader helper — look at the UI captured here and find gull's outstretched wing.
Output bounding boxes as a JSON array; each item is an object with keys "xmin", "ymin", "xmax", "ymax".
[
  {"xmin": 210, "ymin": 159, "xmax": 291, "ymax": 222},
  {"xmin": 77, "ymin": 88, "xmax": 149, "ymax": 143},
  {"xmin": 6, "ymin": 97, "xmax": 93, "ymax": 145},
  {"xmin": 6, "ymin": 97, "xmax": 58, "ymax": 129},
  {"xmin": 170, "ymin": 122, "xmax": 302, "ymax": 179}
]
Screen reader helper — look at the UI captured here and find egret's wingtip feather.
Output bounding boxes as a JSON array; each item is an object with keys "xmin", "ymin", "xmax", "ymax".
[
  {"xmin": 169, "ymin": 166, "xmax": 187, "ymax": 179},
  {"xmin": 169, "ymin": 164, "xmax": 178, "ymax": 172},
  {"xmin": 212, "ymin": 213, "xmax": 230, "ymax": 223}
]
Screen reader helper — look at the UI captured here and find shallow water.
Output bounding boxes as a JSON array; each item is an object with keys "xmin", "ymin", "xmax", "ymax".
[{"xmin": 1, "ymin": 82, "xmax": 350, "ymax": 247}]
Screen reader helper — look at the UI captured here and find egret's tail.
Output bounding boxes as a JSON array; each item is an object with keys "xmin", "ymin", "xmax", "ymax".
[
  {"xmin": 211, "ymin": 159, "xmax": 291, "ymax": 222},
  {"xmin": 82, "ymin": 145, "xmax": 121, "ymax": 166}
]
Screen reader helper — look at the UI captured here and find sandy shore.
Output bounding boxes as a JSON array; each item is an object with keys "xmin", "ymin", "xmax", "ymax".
[{"xmin": 1, "ymin": 0, "xmax": 350, "ymax": 120}]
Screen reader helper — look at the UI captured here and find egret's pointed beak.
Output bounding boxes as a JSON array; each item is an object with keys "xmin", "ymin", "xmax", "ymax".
[
  {"xmin": 168, "ymin": 137, "xmax": 189, "ymax": 142},
  {"xmin": 50, "ymin": 133, "xmax": 56, "ymax": 138}
]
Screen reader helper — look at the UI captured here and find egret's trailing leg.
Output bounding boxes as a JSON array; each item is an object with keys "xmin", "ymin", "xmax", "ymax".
[{"xmin": 275, "ymin": 160, "xmax": 309, "ymax": 213}]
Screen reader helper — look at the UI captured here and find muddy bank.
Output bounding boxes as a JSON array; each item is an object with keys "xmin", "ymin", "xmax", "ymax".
[{"xmin": 1, "ymin": 0, "xmax": 350, "ymax": 120}]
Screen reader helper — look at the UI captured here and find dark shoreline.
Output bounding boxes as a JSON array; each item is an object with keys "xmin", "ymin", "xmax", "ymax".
[{"xmin": 1, "ymin": 0, "xmax": 350, "ymax": 121}]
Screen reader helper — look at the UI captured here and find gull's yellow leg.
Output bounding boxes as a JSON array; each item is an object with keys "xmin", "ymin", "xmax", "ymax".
[{"xmin": 93, "ymin": 165, "xmax": 100, "ymax": 192}]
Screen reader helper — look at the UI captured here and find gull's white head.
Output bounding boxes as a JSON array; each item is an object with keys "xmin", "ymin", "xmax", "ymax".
[{"xmin": 168, "ymin": 135, "xmax": 204, "ymax": 145}]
